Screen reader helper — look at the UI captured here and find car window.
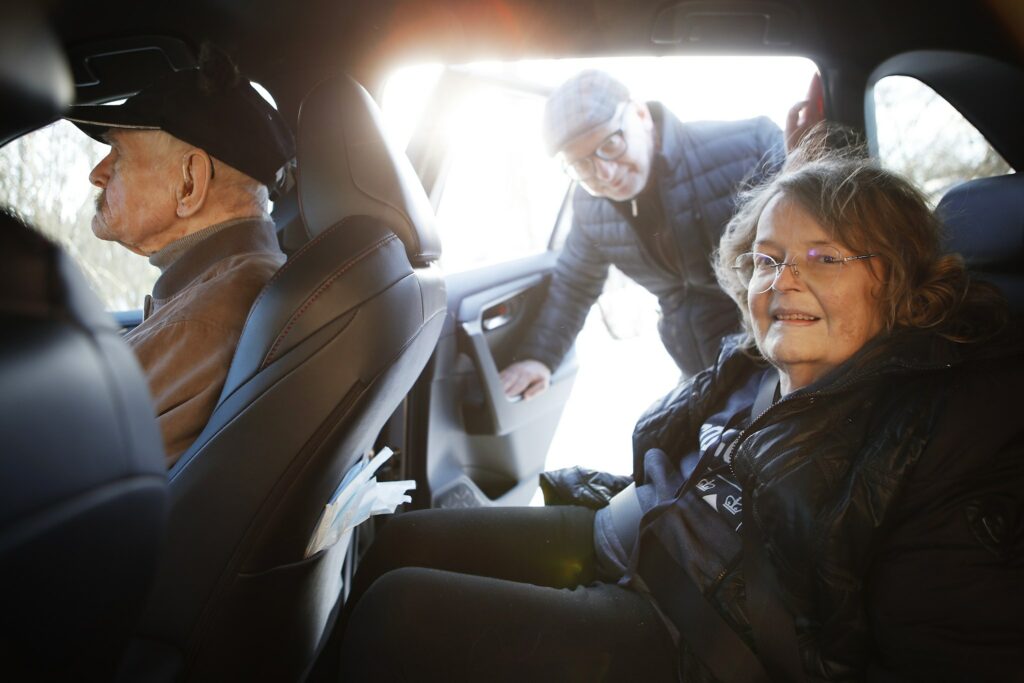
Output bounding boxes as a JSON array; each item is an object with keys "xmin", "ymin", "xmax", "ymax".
[
  {"xmin": 0, "ymin": 119, "xmax": 159, "ymax": 311},
  {"xmin": 872, "ymin": 75, "xmax": 1014, "ymax": 204}
]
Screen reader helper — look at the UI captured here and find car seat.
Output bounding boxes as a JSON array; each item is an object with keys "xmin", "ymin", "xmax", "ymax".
[
  {"xmin": 0, "ymin": 215, "xmax": 170, "ymax": 682},
  {"xmin": 937, "ymin": 173, "xmax": 1024, "ymax": 312},
  {"xmin": 0, "ymin": 11, "xmax": 168, "ymax": 680},
  {"xmin": 119, "ymin": 74, "xmax": 446, "ymax": 681}
]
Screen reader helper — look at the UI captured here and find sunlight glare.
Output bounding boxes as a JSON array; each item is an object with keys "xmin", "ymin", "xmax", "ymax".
[{"xmin": 382, "ymin": 56, "xmax": 818, "ymax": 152}]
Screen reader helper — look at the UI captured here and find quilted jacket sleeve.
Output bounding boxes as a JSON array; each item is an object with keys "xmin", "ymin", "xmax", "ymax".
[{"xmin": 516, "ymin": 193, "xmax": 611, "ymax": 371}]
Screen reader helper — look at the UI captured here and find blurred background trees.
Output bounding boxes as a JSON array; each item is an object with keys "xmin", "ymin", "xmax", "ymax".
[
  {"xmin": 874, "ymin": 75, "xmax": 1012, "ymax": 205},
  {"xmin": 0, "ymin": 120, "xmax": 158, "ymax": 310}
]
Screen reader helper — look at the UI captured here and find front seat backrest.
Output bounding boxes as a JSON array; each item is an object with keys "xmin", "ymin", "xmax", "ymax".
[
  {"xmin": 0, "ymin": 213, "xmax": 168, "ymax": 680},
  {"xmin": 125, "ymin": 75, "xmax": 446, "ymax": 681},
  {"xmin": 1, "ymin": 11, "xmax": 167, "ymax": 678}
]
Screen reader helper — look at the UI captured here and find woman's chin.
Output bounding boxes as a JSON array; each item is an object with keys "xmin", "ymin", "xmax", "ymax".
[{"xmin": 760, "ymin": 340, "xmax": 819, "ymax": 371}]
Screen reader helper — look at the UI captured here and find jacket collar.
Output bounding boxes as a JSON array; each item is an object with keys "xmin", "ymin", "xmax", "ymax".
[
  {"xmin": 648, "ymin": 101, "xmax": 685, "ymax": 178},
  {"xmin": 150, "ymin": 217, "xmax": 279, "ymax": 300},
  {"xmin": 719, "ymin": 320, "xmax": 1023, "ymax": 397}
]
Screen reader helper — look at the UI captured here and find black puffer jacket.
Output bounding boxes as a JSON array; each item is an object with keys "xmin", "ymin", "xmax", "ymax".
[
  {"xmin": 630, "ymin": 328, "xmax": 1024, "ymax": 681},
  {"xmin": 517, "ymin": 105, "xmax": 783, "ymax": 377}
]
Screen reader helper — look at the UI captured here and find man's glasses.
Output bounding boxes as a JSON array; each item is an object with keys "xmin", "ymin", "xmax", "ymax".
[
  {"xmin": 733, "ymin": 247, "xmax": 879, "ymax": 293},
  {"xmin": 561, "ymin": 109, "xmax": 629, "ymax": 182}
]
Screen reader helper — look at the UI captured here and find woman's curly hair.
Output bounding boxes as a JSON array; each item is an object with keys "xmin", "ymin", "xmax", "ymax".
[{"xmin": 713, "ymin": 125, "xmax": 1007, "ymax": 348}]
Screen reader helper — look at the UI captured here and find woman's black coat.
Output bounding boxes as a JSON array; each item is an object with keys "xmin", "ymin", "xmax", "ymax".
[{"xmin": 630, "ymin": 326, "xmax": 1024, "ymax": 681}]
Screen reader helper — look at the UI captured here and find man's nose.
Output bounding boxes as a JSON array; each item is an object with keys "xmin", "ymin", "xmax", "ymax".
[{"xmin": 89, "ymin": 151, "xmax": 113, "ymax": 188}]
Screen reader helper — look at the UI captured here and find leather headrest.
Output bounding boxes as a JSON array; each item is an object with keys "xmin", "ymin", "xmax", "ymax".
[
  {"xmin": 938, "ymin": 174, "xmax": 1024, "ymax": 270},
  {"xmin": 0, "ymin": 6, "xmax": 73, "ymax": 145},
  {"xmin": 296, "ymin": 75, "xmax": 441, "ymax": 266}
]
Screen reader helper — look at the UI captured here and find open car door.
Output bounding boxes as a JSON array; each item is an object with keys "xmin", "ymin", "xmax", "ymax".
[{"xmin": 397, "ymin": 67, "xmax": 579, "ymax": 508}]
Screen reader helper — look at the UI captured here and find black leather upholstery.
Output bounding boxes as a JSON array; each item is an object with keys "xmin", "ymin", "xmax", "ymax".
[
  {"xmin": 296, "ymin": 74, "xmax": 442, "ymax": 265},
  {"xmin": 0, "ymin": 215, "xmax": 168, "ymax": 680},
  {"xmin": 938, "ymin": 173, "xmax": 1024, "ymax": 311},
  {"xmin": 1, "ymin": 14, "xmax": 167, "ymax": 678},
  {"xmin": 125, "ymin": 75, "xmax": 446, "ymax": 681}
]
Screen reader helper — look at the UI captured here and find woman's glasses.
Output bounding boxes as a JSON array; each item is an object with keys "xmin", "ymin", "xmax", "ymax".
[{"xmin": 733, "ymin": 247, "xmax": 879, "ymax": 293}]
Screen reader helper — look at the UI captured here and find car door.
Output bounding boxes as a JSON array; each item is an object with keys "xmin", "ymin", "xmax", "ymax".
[{"xmin": 394, "ymin": 67, "xmax": 580, "ymax": 508}]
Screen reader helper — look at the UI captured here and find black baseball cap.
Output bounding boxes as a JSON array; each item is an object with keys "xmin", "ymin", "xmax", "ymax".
[{"xmin": 65, "ymin": 61, "xmax": 295, "ymax": 193}]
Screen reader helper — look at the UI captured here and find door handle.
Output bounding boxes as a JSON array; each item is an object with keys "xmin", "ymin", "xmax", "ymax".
[
  {"xmin": 481, "ymin": 302, "xmax": 514, "ymax": 331},
  {"xmin": 456, "ymin": 273, "xmax": 575, "ymax": 436},
  {"xmin": 460, "ymin": 317, "xmax": 520, "ymax": 435}
]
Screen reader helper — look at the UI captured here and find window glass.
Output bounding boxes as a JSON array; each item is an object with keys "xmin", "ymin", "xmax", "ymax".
[
  {"xmin": 0, "ymin": 120, "xmax": 159, "ymax": 311},
  {"xmin": 873, "ymin": 75, "xmax": 1013, "ymax": 204}
]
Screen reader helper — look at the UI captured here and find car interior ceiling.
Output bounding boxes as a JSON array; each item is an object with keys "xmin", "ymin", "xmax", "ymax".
[
  {"xmin": 47, "ymin": 0, "xmax": 1023, "ymax": 124},
  {"xmin": 2, "ymin": 0, "xmax": 1023, "ymax": 680}
]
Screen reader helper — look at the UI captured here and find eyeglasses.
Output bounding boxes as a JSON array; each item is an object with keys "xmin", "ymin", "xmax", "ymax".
[
  {"xmin": 561, "ymin": 109, "xmax": 628, "ymax": 182},
  {"xmin": 732, "ymin": 247, "xmax": 879, "ymax": 294}
]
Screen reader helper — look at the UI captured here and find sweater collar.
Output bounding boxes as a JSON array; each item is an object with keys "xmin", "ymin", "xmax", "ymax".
[
  {"xmin": 149, "ymin": 217, "xmax": 255, "ymax": 272},
  {"xmin": 150, "ymin": 217, "xmax": 280, "ymax": 300}
]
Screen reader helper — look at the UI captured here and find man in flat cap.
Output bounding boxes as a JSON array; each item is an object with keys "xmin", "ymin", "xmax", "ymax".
[
  {"xmin": 66, "ymin": 47, "xmax": 293, "ymax": 466},
  {"xmin": 500, "ymin": 69, "xmax": 821, "ymax": 398}
]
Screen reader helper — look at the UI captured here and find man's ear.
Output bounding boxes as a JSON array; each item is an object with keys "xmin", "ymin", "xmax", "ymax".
[
  {"xmin": 635, "ymin": 101, "xmax": 654, "ymax": 132},
  {"xmin": 176, "ymin": 149, "xmax": 213, "ymax": 218}
]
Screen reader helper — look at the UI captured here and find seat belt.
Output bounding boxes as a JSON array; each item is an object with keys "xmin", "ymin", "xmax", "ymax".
[
  {"xmin": 750, "ymin": 368, "xmax": 778, "ymax": 421},
  {"xmin": 741, "ymin": 371, "xmax": 808, "ymax": 682},
  {"xmin": 743, "ymin": 508, "xmax": 807, "ymax": 683},
  {"xmin": 641, "ymin": 370, "xmax": 806, "ymax": 682},
  {"xmin": 638, "ymin": 370, "xmax": 779, "ymax": 682},
  {"xmin": 642, "ymin": 538, "xmax": 772, "ymax": 682}
]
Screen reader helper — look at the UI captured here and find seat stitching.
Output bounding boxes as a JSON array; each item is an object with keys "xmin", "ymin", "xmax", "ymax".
[
  {"xmin": 260, "ymin": 233, "xmax": 400, "ymax": 369},
  {"xmin": 246, "ymin": 218, "xmax": 357, "ymax": 319}
]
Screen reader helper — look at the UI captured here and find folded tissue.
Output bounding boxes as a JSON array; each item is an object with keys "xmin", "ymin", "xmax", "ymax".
[{"xmin": 305, "ymin": 447, "xmax": 415, "ymax": 558}]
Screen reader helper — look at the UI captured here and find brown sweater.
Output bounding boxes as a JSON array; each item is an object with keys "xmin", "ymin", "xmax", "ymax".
[{"xmin": 127, "ymin": 217, "xmax": 285, "ymax": 467}]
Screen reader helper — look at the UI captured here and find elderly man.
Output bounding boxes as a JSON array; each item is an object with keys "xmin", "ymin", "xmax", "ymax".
[
  {"xmin": 66, "ymin": 49, "xmax": 293, "ymax": 466},
  {"xmin": 500, "ymin": 69, "xmax": 821, "ymax": 398}
]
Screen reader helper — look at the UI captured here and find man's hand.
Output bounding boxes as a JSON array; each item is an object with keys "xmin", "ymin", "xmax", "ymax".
[
  {"xmin": 499, "ymin": 359, "xmax": 552, "ymax": 400},
  {"xmin": 785, "ymin": 72, "xmax": 825, "ymax": 152}
]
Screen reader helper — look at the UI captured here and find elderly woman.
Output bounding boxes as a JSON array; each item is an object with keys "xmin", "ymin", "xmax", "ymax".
[{"xmin": 337, "ymin": 149, "xmax": 1022, "ymax": 682}]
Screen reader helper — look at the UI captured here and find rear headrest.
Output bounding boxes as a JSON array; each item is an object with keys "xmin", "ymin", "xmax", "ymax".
[
  {"xmin": 937, "ymin": 174, "xmax": 1024, "ymax": 270},
  {"xmin": 296, "ymin": 75, "xmax": 441, "ymax": 266}
]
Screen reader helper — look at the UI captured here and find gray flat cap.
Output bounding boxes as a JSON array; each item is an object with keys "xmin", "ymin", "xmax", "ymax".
[{"xmin": 542, "ymin": 70, "xmax": 630, "ymax": 155}]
